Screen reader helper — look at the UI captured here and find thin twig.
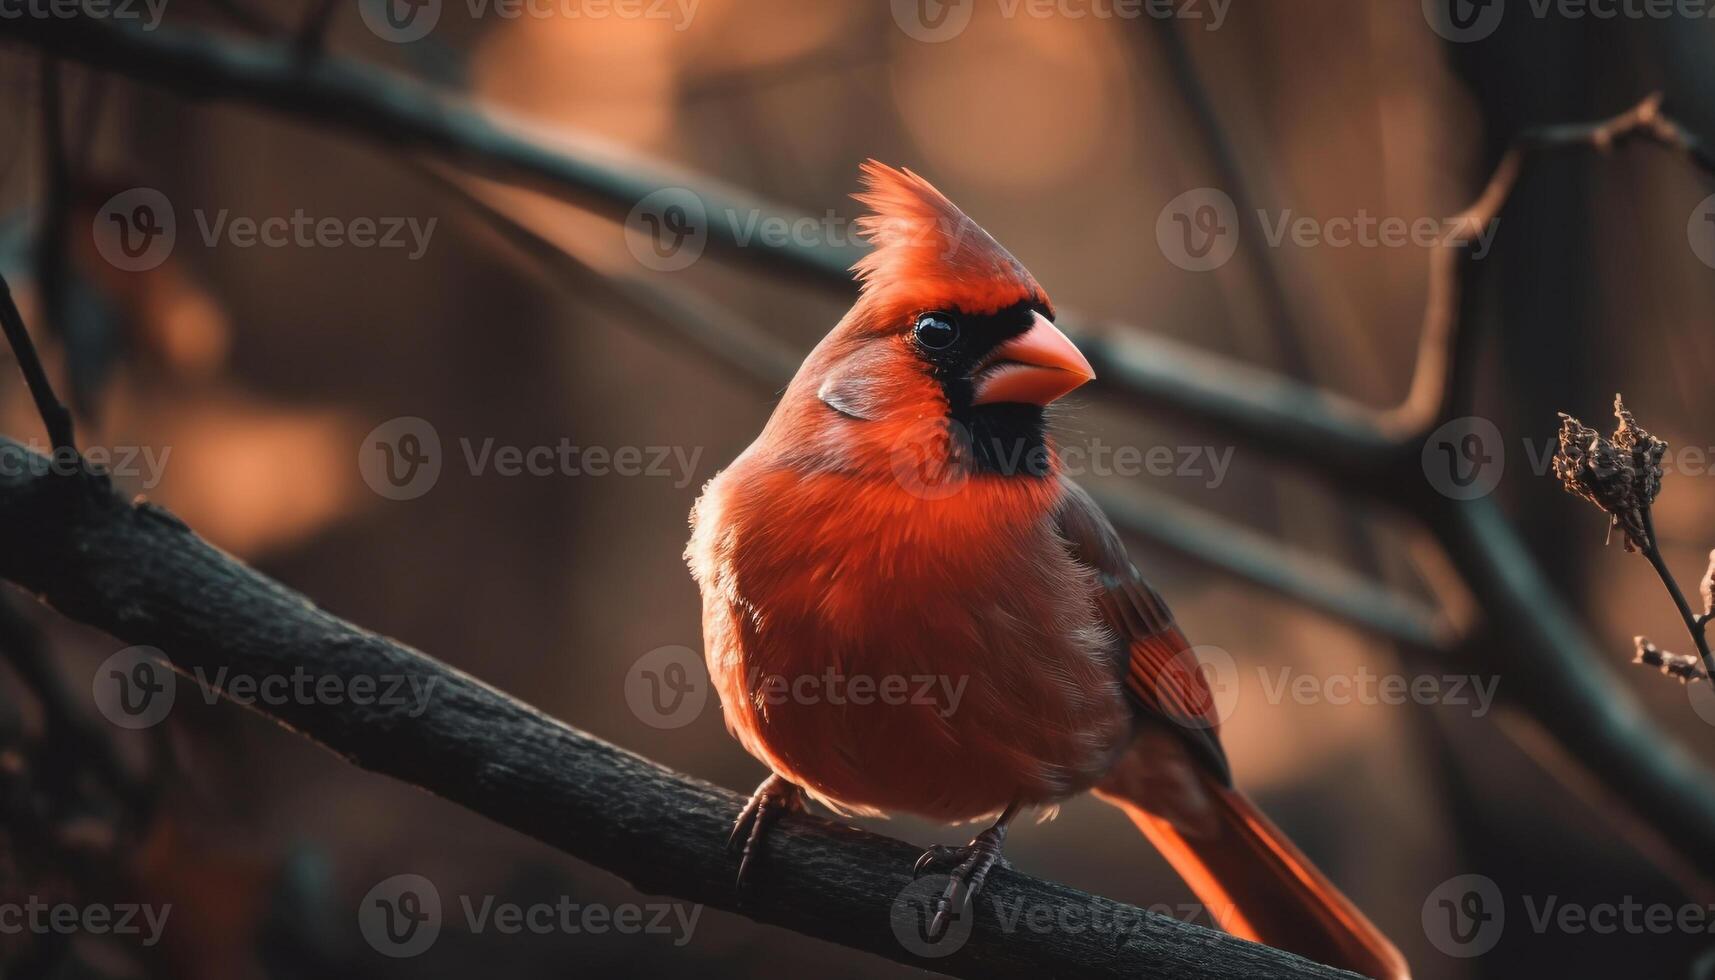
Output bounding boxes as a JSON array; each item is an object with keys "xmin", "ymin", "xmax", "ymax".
[
  {"xmin": 1639, "ymin": 508, "xmax": 1715, "ymax": 680},
  {"xmin": 0, "ymin": 269, "xmax": 76, "ymax": 458},
  {"xmin": 34, "ymin": 55, "xmax": 78, "ymax": 414}
]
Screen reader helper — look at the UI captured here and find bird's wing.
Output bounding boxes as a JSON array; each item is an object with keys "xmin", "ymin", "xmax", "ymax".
[{"xmin": 1053, "ymin": 477, "xmax": 1232, "ymax": 785}]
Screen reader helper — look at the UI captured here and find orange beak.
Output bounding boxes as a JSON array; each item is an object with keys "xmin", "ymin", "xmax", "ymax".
[{"xmin": 970, "ymin": 311, "xmax": 1096, "ymax": 406}]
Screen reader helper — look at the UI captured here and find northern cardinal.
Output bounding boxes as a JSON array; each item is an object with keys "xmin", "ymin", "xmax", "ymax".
[{"xmin": 686, "ymin": 161, "xmax": 1409, "ymax": 979}]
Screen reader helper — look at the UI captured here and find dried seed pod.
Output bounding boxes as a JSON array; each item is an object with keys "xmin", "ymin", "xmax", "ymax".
[{"xmin": 1552, "ymin": 395, "xmax": 1667, "ymax": 551}]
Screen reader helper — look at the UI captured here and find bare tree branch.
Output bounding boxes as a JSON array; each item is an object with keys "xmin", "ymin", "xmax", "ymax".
[
  {"xmin": 0, "ymin": 438, "xmax": 1358, "ymax": 980},
  {"xmin": 7, "ymin": 1, "xmax": 1715, "ymax": 937}
]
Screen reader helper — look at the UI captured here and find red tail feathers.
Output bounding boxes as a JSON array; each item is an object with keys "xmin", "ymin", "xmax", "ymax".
[{"xmin": 1095, "ymin": 729, "xmax": 1410, "ymax": 980}]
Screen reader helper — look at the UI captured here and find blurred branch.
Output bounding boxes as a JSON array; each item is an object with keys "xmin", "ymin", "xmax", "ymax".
[
  {"xmin": 292, "ymin": 0, "xmax": 343, "ymax": 60},
  {"xmin": 1143, "ymin": 19, "xmax": 1307, "ymax": 362},
  {"xmin": 11, "ymin": 18, "xmax": 1702, "ymax": 469},
  {"xmin": 1386, "ymin": 92, "xmax": 1713, "ymax": 441},
  {"xmin": 0, "ymin": 14, "xmax": 855, "ymax": 287},
  {"xmin": 1086, "ymin": 485, "xmax": 1449, "ymax": 655},
  {"xmin": 428, "ymin": 170, "xmax": 1451, "ymax": 657},
  {"xmin": 418, "ymin": 168, "xmax": 805, "ymax": 388},
  {"xmin": 10, "ymin": 1, "xmax": 1715, "ymax": 910},
  {"xmin": 0, "ymin": 594, "xmax": 141, "ymax": 807},
  {"xmin": 0, "ymin": 436, "xmax": 1356, "ymax": 980}
]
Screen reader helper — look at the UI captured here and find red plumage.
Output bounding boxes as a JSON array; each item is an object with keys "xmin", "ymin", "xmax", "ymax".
[{"xmin": 687, "ymin": 161, "xmax": 1408, "ymax": 980}]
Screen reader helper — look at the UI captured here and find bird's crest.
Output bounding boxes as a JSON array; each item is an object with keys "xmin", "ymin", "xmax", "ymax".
[{"xmin": 851, "ymin": 161, "xmax": 1050, "ymax": 315}]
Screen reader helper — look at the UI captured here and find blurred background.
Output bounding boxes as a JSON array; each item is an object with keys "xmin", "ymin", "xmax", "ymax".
[{"xmin": 3, "ymin": 2, "xmax": 1715, "ymax": 978}]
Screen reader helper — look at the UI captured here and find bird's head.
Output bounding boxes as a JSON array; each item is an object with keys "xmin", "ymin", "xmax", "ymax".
[{"xmin": 784, "ymin": 161, "xmax": 1093, "ymax": 481}]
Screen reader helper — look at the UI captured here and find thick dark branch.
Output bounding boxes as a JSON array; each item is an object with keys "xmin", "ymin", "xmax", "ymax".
[
  {"xmin": 10, "ymin": 0, "xmax": 1715, "ymax": 909},
  {"xmin": 0, "ymin": 440, "xmax": 1356, "ymax": 980}
]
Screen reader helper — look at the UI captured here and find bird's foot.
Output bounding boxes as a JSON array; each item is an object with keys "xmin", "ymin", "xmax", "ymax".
[
  {"xmin": 912, "ymin": 823, "xmax": 1011, "ymax": 940},
  {"xmin": 727, "ymin": 774, "xmax": 805, "ymax": 897}
]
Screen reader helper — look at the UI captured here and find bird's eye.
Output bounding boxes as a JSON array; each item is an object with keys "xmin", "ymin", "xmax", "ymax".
[{"xmin": 913, "ymin": 313, "xmax": 959, "ymax": 350}]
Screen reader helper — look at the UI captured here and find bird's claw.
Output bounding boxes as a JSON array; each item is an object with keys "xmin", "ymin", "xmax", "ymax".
[
  {"xmin": 912, "ymin": 826, "xmax": 1011, "ymax": 940},
  {"xmin": 728, "ymin": 774, "xmax": 805, "ymax": 899}
]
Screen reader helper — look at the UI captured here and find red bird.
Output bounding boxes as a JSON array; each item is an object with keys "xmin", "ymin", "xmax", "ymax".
[{"xmin": 686, "ymin": 161, "xmax": 1409, "ymax": 979}]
